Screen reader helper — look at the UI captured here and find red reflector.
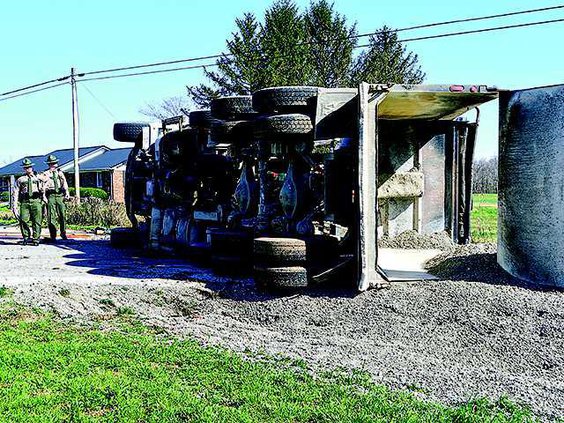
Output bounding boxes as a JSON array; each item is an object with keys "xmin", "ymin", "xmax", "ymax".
[
  {"xmin": 469, "ymin": 85, "xmax": 478, "ymax": 93},
  {"xmin": 449, "ymin": 85, "xmax": 465, "ymax": 92}
]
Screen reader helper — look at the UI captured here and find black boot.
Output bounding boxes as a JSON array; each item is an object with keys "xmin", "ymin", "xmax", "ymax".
[{"xmin": 49, "ymin": 225, "xmax": 57, "ymax": 241}]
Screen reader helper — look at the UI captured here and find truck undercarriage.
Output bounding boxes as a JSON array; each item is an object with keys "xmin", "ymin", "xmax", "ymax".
[{"xmin": 112, "ymin": 83, "xmax": 500, "ymax": 291}]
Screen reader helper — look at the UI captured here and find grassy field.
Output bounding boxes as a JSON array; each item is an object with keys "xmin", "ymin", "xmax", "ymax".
[
  {"xmin": 471, "ymin": 194, "xmax": 498, "ymax": 243},
  {"xmin": 0, "ymin": 299, "xmax": 536, "ymax": 423},
  {"xmin": 473, "ymin": 194, "xmax": 498, "ymax": 207}
]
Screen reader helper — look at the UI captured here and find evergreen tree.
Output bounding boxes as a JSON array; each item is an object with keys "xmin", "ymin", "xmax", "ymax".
[
  {"xmin": 188, "ymin": 13, "xmax": 263, "ymax": 108},
  {"xmin": 184, "ymin": 2, "xmax": 426, "ymax": 107},
  {"xmin": 350, "ymin": 26, "xmax": 425, "ymax": 84},
  {"xmin": 260, "ymin": 0, "xmax": 312, "ymax": 87},
  {"xmin": 304, "ymin": 0, "xmax": 357, "ymax": 87}
]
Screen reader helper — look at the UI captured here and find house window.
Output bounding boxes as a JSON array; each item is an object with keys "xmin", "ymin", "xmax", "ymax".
[{"xmin": 96, "ymin": 172, "xmax": 103, "ymax": 188}]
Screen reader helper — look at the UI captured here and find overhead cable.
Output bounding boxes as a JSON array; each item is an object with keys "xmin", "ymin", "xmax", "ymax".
[
  {"xmin": 0, "ymin": 76, "xmax": 70, "ymax": 97},
  {"xmin": 0, "ymin": 82, "xmax": 68, "ymax": 102},
  {"xmin": 78, "ymin": 4, "xmax": 564, "ymax": 77},
  {"xmin": 1, "ymin": 5, "xmax": 563, "ymax": 95},
  {"xmin": 78, "ymin": 17, "xmax": 564, "ymax": 83}
]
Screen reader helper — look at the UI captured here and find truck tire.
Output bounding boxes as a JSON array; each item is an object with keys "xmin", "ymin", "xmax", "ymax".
[
  {"xmin": 209, "ymin": 229, "xmax": 253, "ymax": 253},
  {"xmin": 306, "ymin": 235, "xmax": 339, "ymax": 265},
  {"xmin": 159, "ymin": 129, "xmax": 200, "ymax": 165},
  {"xmin": 189, "ymin": 110, "xmax": 214, "ymax": 128},
  {"xmin": 254, "ymin": 113, "xmax": 313, "ymax": 140},
  {"xmin": 209, "ymin": 229, "xmax": 253, "ymax": 274},
  {"xmin": 113, "ymin": 122, "xmax": 149, "ymax": 143},
  {"xmin": 254, "ymin": 237, "xmax": 306, "ymax": 266},
  {"xmin": 210, "ymin": 96, "xmax": 256, "ymax": 120},
  {"xmin": 210, "ymin": 120, "xmax": 254, "ymax": 144},
  {"xmin": 252, "ymin": 86, "xmax": 319, "ymax": 114},
  {"xmin": 253, "ymin": 266, "xmax": 308, "ymax": 290},
  {"xmin": 110, "ymin": 227, "xmax": 140, "ymax": 248}
]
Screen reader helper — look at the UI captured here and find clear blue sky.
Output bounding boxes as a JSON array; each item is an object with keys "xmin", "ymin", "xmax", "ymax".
[{"xmin": 0, "ymin": 0, "xmax": 562, "ymax": 165}]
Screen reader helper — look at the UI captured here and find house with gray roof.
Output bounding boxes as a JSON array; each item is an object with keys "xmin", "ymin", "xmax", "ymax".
[{"xmin": 0, "ymin": 145, "xmax": 131, "ymax": 203}]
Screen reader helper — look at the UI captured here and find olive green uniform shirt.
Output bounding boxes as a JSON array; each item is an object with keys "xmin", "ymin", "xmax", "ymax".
[
  {"xmin": 41, "ymin": 168, "xmax": 69, "ymax": 194},
  {"xmin": 13, "ymin": 172, "xmax": 44, "ymax": 241}
]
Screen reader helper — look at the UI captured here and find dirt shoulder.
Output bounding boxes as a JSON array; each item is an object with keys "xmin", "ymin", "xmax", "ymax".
[{"xmin": 1, "ymin": 235, "xmax": 562, "ymax": 421}]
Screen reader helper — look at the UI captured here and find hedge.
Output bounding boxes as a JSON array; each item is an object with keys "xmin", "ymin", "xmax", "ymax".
[
  {"xmin": 68, "ymin": 187, "xmax": 109, "ymax": 200},
  {"xmin": 0, "ymin": 188, "xmax": 109, "ymax": 201},
  {"xmin": 66, "ymin": 197, "xmax": 129, "ymax": 227}
]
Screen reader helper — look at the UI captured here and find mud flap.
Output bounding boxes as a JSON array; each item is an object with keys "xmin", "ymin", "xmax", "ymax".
[{"xmin": 357, "ymin": 83, "xmax": 390, "ymax": 291}]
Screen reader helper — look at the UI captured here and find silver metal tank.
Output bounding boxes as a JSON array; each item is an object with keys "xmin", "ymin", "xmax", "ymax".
[{"xmin": 498, "ymin": 84, "xmax": 564, "ymax": 287}]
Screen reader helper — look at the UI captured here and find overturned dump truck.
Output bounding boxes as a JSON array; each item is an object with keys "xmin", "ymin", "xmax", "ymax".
[{"xmin": 111, "ymin": 83, "xmax": 564, "ymax": 290}]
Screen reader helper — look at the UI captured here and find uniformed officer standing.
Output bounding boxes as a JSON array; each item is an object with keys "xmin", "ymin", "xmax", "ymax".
[
  {"xmin": 41, "ymin": 155, "xmax": 70, "ymax": 241},
  {"xmin": 12, "ymin": 158, "xmax": 44, "ymax": 246}
]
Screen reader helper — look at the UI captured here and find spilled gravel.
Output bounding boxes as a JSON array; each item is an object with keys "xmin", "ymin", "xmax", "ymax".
[{"xmin": 0, "ymin": 235, "xmax": 562, "ymax": 421}]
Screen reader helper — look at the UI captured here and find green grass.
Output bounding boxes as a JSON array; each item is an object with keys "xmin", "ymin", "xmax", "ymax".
[
  {"xmin": 473, "ymin": 193, "xmax": 498, "ymax": 207},
  {"xmin": 471, "ymin": 194, "xmax": 498, "ymax": 243},
  {"xmin": 116, "ymin": 306, "xmax": 135, "ymax": 316},
  {"xmin": 0, "ymin": 302, "xmax": 537, "ymax": 423},
  {"xmin": 0, "ymin": 286, "xmax": 13, "ymax": 298},
  {"xmin": 98, "ymin": 298, "xmax": 116, "ymax": 308}
]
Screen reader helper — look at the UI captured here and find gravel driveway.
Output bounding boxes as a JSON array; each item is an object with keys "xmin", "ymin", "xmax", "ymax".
[{"xmin": 0, "ymin": 232, "xmax": 562, "ymax": 421}]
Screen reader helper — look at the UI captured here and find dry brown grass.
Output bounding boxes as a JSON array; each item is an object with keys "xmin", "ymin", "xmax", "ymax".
[{"xmin": 65, "ymin": 197, "xmax": 130, "ymax": 228}]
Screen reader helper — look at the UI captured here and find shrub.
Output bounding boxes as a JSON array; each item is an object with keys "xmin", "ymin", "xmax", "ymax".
[
  {"xmin": 0, "ymin": 286, "xmax": 13, "ymax": 298},
  {"xmin": 117, "ymin": 306, "xmax": 135, "ymax": 316},
  {"xmin": 0, "ymin": 207, "xmax": 16, "ymax": 225},
  {"xmin": 68, "ymin": 187, "xmax": 108, "ymax": 200},
  {"xmin": 0, "ymin": 191, "xmax": 9, "ymax": 202},
  {"xmin": 65, "ymin": 198, "xmax": 130, "ymax": 228},
  {"xmin": 58, "ymin": 289, "xmax": 70, "ymax": 297}
]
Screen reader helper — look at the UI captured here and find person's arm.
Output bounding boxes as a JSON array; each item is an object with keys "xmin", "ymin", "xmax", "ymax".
[
  {"xmin": 12, "ymin": 179, "xmax": 20, "ymax": 213},
  {"xmin": 60, "ymin": 171, "xmax": 70, "ymax": 199},
  {"xmin": 39, "ymin": 173, "xmax": 48, "ymax": 203}
]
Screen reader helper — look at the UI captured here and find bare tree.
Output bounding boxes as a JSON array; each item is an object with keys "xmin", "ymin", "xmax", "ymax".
[
  {"xmin": 472, "ymin": 156, "xmax": 498, "ymax": 193},
  {"xmin": 139, "ymin": 96, "xmax": 190, "ymax": 120}
]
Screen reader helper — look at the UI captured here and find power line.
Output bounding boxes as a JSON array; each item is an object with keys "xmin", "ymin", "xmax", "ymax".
[
  {"xmin": 78, "ymin": 4, "xmax": 564, "ymax": 77},
  {"xmin": 359, "ymin": 4, "xmax": 564, "ymax": 37},
  {"xmin": 2, "ymin": 6, "xmax": 564, "ymax": 96},
  {"xmin": 78, "ymin": 62, "xmax": 219, "ymax": 83},
  {"xmin": 394, "ymin": 17, "xmax": 564, "ymax": 45},
  {"xmin": 82, "ymin": 53, "xmax": 226, "ymax": 77},
  {"xmin": 0, "ymin": 75, "xmax": 70, "ymax": 96},
  {"xmin": 0, "ymin": 82, "xmax": 68, "ymax": 102},
  {"xmin": 80, "ymin": 83, "xmax": 116, "ymax": 118},
  {"xmin": 77, "ymin": 16, "xmax": 564, "ymax": 83}
]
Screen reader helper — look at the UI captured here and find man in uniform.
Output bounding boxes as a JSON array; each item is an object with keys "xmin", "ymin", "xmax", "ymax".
[
  {"xmin": 41, "ymin": 154, "xmax": 70, "ymax": 241},
  {"xmin": 12, "ymin": 158, "xmax": 44, "ymax": 246}
]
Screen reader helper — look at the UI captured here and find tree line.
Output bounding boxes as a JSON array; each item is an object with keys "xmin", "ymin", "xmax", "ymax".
[
  {"xmin": 141, "ymin": 0, "xmax": 425, "ymax": 116},
  {"xmin": 472, "ymin": 156, "xmax": 498, "ymax": 194}
]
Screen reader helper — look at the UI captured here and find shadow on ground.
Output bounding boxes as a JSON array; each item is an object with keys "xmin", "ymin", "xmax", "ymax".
[{"xmin": 54, "ymin": 239, "xmax": 357, "ymax": 301}]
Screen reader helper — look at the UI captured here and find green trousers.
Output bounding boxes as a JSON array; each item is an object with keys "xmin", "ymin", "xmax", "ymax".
[
  {"xmin": 19, "ymin": 199, "xmax": 43, "ymax": 241},
  {"xmin": 47, "ymin": 194, "xmax": 67, "ymax": 239}
]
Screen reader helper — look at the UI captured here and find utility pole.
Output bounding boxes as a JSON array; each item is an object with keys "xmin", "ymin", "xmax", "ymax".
[{"xmin": 71, "ymin": 67, "xmax": 80, "ymax": 202}]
